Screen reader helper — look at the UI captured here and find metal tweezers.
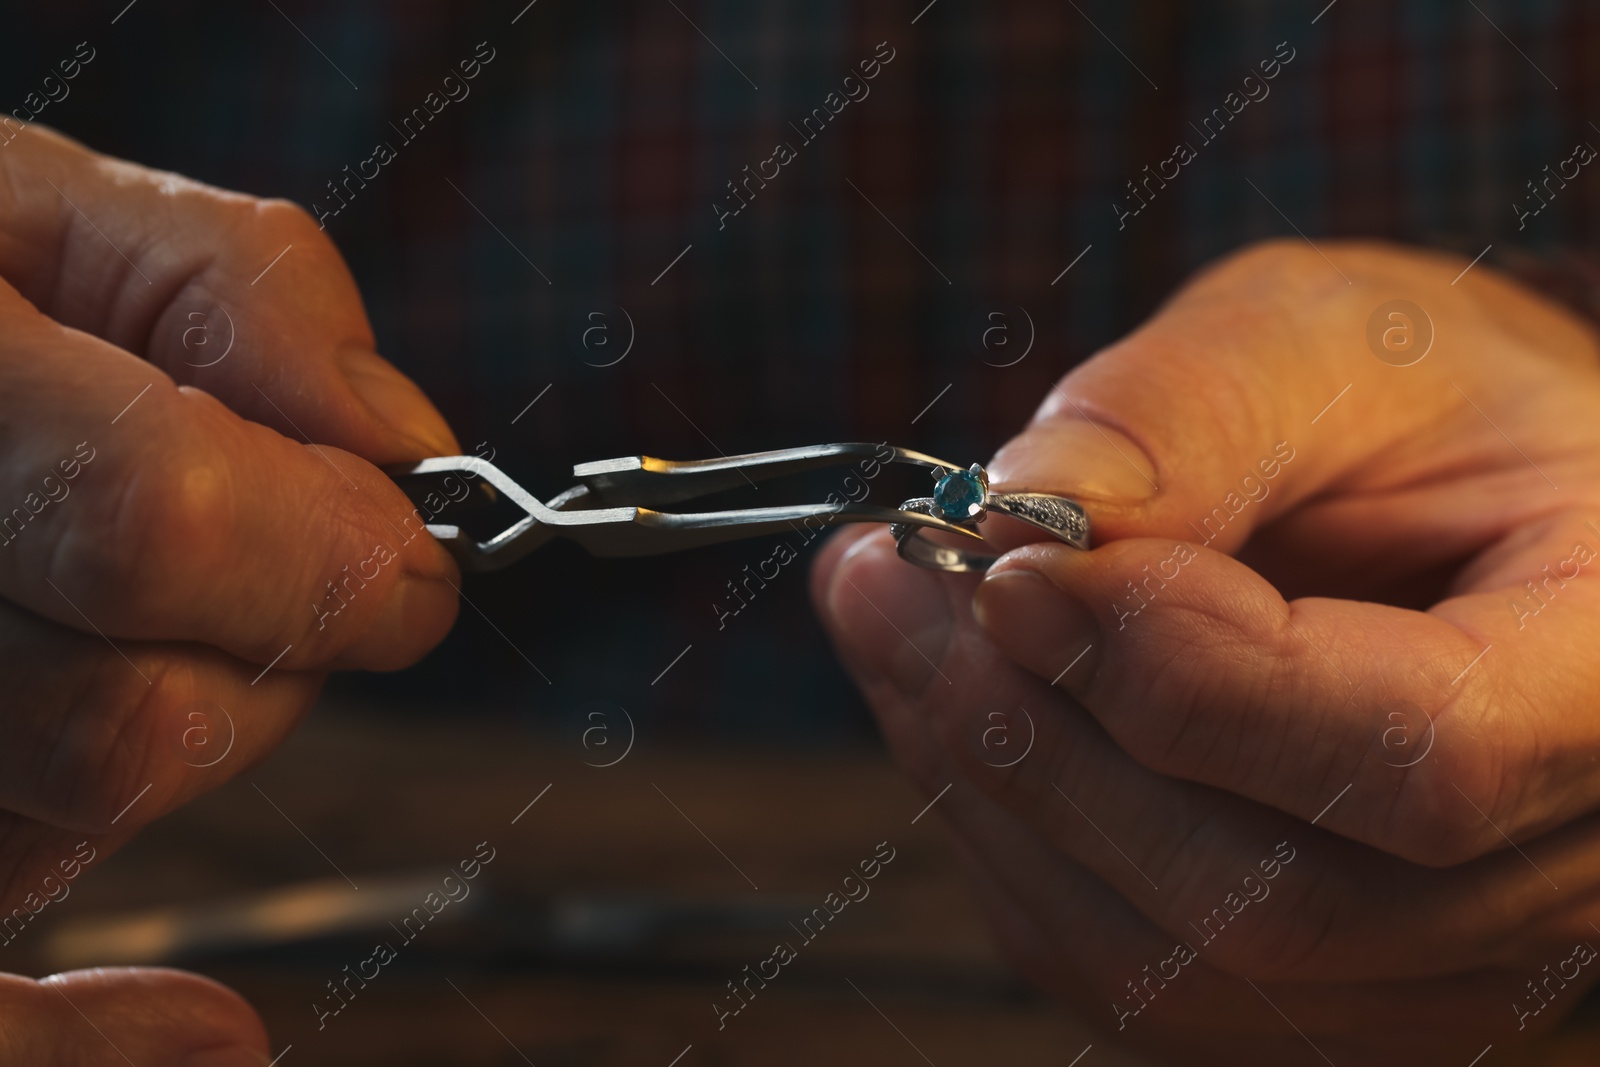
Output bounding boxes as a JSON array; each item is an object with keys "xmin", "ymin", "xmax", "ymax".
[{"xmin": 388, "ymin": 442, "xmax": 980, "ymax": 572}]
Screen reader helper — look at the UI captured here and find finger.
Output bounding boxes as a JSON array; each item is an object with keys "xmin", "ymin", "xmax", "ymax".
[
  {"xmin": 813, "ymin": 529, "xmax": 1355, "ymax": 983},
  {"xmin": 809, "ymin": 537, "xmax": 1551, "ymax": 1061},
  {"xmin": 0, "ymin": 122, "xmax": 454, "ymax": 461},
  {"xmin": 0, "ymin": 285, "xmax": 458, "ymax": 670},
  {"xmin": 0, "ymin": 967, "xmax": 269, "ymax": 1066},
  {"xmin": 816, "ymin": 532, "xmax": 1594, "ymax": 983},
  {"xmin": 0, "ymin": 597, "xmax": 321, "ymax": 834},
  {"xmin": 939, "ymin": 795, "xmax": 1568, "ymax": 1064},
  {"xmin": 981, "ymin": 241, "xmax": 1596, "ymax": 563},
  {"xmin": 984, "ymin": 242, "xmax": 1359, "ymax": 542},
  {"xmin": 968, "ymin": 240, "xmax": 1600, "ymax": 863},
  {"xmin": 974, "ymin": 531, "xmax": 1600, "ymax": 866}
]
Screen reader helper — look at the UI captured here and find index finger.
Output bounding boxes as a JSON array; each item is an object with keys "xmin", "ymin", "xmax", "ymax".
[
  {"xmin": 0, "ymin": 282, "xmax": 458, "ymax": 671},
  {"xmin": 974, "ymin": 525, "xmax": 1600, "ymax": 869},
  {"xmin": 0, "ymin": 123, "xmax": 456, "ymax": 463}
]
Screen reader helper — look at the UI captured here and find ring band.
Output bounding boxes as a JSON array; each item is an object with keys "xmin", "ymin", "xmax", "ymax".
[{"xmin": 890, "ymin": 464, "xmax": 1090, "ymax": 573}]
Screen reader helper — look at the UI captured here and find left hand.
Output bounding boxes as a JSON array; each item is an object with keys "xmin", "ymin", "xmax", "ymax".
[
  {"xmin": 814, "ymin": 239, "xmax": 1600, "ymax": 1065},
  {"xmin": 0, "ymin": 124, "xmax": 462, "ymax": 1064}
]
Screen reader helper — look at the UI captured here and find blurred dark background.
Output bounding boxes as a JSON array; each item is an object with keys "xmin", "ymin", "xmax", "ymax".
[{"xmin": 4, "ymin": 0, "xmax": 1598, "ymax": 745}]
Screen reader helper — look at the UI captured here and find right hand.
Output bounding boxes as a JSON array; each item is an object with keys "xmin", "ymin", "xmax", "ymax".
[
  {"xmin": 0, "ymin": 125, "xmax": 461, "ymax": 1062},
  {"xmin": 815, "ymin": 239, "xmax": 1600, "ymax": 1064}
]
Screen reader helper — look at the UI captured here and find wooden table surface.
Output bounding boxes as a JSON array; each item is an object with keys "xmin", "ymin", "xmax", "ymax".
[
  {"xmin": 20, "ymin": 703, "xmax": 1600, "ymax": 1066},
  {"xmin": 17, "ymin": 704, "xmax": 1150, "ymax": 1067}
]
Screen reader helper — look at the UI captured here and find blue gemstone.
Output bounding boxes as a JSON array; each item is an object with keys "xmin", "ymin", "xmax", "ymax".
[{"xmin": 933, "ymin": 469, "xmax": 985, "ymax": 521}]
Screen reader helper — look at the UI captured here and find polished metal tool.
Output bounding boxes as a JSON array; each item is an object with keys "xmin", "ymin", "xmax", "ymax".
[{"xmin": 388, "ymin": 442, "xmax": 984, "ymax": 572}]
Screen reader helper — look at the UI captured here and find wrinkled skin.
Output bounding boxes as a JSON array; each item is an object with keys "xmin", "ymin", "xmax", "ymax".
[
  {"xmin": 815, "ymin": 240, "xmax": 1600, "ymax": 1065},
  {"xmin": 0, "ymin": 126, "xmax": 459, "ymax": 1063}
]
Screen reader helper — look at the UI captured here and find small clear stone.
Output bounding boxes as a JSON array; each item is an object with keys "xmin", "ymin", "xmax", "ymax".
[{"xmin": 933, "ymin": 469, "xmax": 985, "ymax": 521}]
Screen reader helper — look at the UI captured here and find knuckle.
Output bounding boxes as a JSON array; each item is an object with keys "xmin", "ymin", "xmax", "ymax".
[
  {"xmin": 51, "ymin": 439, "xmax": 234, "ymax": 622},
  {"xmin": 1378, "ymin": 690, "xmax": 1524, "ymax": 866},
  {"xmin": 233, "ymin": 197, "xmax": 366, "ymax": 334},
  {"xmin": 1146, "ymin": 800, "xmax": 1227, "ymax": 890},
  {"xmin": 1230, "ymin": 237, "xmax": 1320, "ymax": 271},
  {"xmin": 37, "ymin": 650, "xmax": 187, "ymax": 832},
  {"xmin": 1378, "ymin": 768, "xmax": 1471, "ymax": 865},
  {"xmin": 1197, "ymin": 862, "xmax": 1339, "ymax": 980},
  {"xmin": 247, "ymin": 197, "xmax": 346, "ymax": 272},
  {"xmin": 1200, "ymin": 238, "xmax": 1333, "ymax": 293},
  {"xmin": 871, "ymin": 698, "xmax": 953, "ymax": 802},
  {"xmin": 251, "ymin": 196, "xmax": 326, "ymax": 244},
  {"xmin": 1109, "ymin": 628, "xmax": 1231, "ymax": 779},
  {"xmin": 1198, "ymin": 239, "xmax": 1386, "ymax": 329},
  {"xmin": 1141, "ymin": 825, "xmax": 1336, "ymax": 982},
  {"xmin": 0, "ymin": 825, "xmax": 92, "ymax": 919},
  {"xmin": 944, "ymin": 701, "xmax": 1035, "ymax": 789}
]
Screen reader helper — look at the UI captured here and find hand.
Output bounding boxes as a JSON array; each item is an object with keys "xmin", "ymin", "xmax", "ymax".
[
  {"xmin": 0, "ymin": 125, "xmax": 460, "ymax": 1061},
  {"xmin": 815, "ymin": 240, "xmax": 1600, "ymax": 1065}
]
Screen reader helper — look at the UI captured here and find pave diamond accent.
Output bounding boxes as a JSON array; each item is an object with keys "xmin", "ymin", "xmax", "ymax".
[{"xmin": 1001, "ymin": 494, "xmax": 1087, "ymax": 539}]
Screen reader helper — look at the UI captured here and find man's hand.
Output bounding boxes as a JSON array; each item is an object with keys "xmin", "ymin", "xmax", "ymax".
[
  {"xmin": 815, "ymin": 240, "xmax": 1600, "ymax": 1064},
  {"xmin": 0, "ymin": 125, "xmax": 461, "ymax": 1062}
]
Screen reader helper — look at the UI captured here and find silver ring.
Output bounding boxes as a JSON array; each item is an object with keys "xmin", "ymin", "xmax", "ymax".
[{"xmin": 890, "ymin": 463, "xmax": 1090, "ymax": 572}]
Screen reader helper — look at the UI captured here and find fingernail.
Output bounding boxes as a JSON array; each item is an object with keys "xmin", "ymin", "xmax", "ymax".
[
  {"xmin": 825, "ymin": 534, "xmax": 955, "ymax": 696},
  {"xmin": 989, "ymin": 419, "xmax": 1158, "ymax": 503},
  {"xmin": 179, "ymin": 1047, "xmax": 271, "ymax": 1067},
  {"xmin": 973, "ymin": 567, "xmax": 1101, "ymax": 684},
  {"xmin": 338, "ymin": 346, "xmax": 459, "ymax": 457}
]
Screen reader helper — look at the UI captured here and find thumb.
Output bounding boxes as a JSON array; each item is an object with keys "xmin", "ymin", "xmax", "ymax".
[
  {"xmin": 987, "ymin": 241, "xmax": 1411, "ymax": 551},
  {"xmin": 0, "ymin": 968, "xmax": 270, "ymax": 1066}
]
